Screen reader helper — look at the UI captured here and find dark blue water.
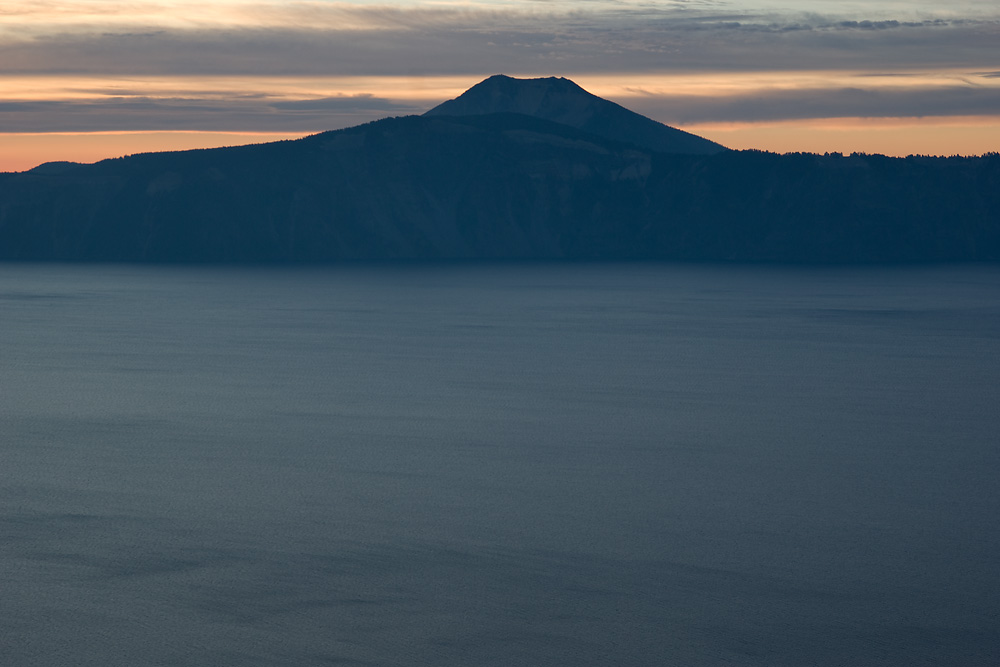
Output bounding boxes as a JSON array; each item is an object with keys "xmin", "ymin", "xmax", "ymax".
[{"xmin": 2, "ymin": 263, "xmax": 998, "ymax": 666}]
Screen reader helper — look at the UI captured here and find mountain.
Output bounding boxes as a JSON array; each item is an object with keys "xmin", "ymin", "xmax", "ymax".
[
  {"xmin": 425, "ymin": 74, "xmax": 726, "ymax": 155},
  {"xmin": 0, "ymin": 114, "xmax": 663, "ymax": 261},
  {"xmin": 0, "ymin": 77, "xmax": 998, "ymax": 263}
]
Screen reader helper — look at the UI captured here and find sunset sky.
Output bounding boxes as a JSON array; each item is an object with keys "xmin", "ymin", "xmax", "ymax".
[{"xmin": 2, "ymin": 0, "xmax": 999, "ymax": 171}]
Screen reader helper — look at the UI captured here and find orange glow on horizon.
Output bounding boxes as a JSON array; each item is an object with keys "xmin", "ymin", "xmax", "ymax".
[
  {"xmin": 0, "ymin": 131, "xmax": 312, "ymax": 173},
  {"xmin": 4, "ymin": 117, "xmax": 999, "ymax": 174},
  {"xmin": 682, "ymin": 116, "xmax": 1000, "ymax": 157}
]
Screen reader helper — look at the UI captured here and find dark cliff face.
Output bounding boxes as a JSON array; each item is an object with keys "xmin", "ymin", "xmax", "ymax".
[{"xmin": 425, "ymin": 74, "xmax": 727, "ymax": 156}]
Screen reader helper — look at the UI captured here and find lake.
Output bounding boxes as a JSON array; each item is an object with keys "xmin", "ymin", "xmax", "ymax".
[{"xmin": 1, "ymin": 262, "xmax": 998, "ymax": 666}]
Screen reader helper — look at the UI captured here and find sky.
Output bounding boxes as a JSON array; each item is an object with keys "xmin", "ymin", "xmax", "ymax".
[{"xmin": 2, "ymin": 0, "xmax": 999, "ymax": 171}]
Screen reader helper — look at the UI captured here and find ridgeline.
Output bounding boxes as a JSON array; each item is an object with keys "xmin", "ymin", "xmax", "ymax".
[{"xmin": 1, "ymin": 76, "xmax": 997, "ymax": 262}]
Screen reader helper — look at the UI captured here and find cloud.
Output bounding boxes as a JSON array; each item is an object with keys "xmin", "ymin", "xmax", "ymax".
[
  {"xmin": 625, "ymin": 85, "xmax": 1000, "ymax": 125},
  {"xmin": 270, "ymin": 95, "xmax": 415, "ymax": 112},
  {"xmin": 0, "ymin": 94, "xmax": 422, "ymax": 133},
  {"xmin": 3, "ymin": 75, "xmax": 997, "ymax": 134},
  {"xmin": 1, "ymin": 6, "xmax": 998, "ymax": 78}
]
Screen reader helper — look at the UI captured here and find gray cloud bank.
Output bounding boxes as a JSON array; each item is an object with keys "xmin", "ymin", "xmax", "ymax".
[
  {"xmin": 0, "ymin": 95, "xmax": 423, "ymax": 133},
  {"xmin": 2, "ymin": 6, "xmax": 998, "ymax": 131},
  {"xmin": 4, "ymin": 84, "xmax": 997, "ymax": 135},
  {"xmin": 630, "ymin": 86, "xmax": 1000, "ymax": 125},
  {"xmin": 2, "ymin": 8, "xmax": 997, "ymax": 77}
]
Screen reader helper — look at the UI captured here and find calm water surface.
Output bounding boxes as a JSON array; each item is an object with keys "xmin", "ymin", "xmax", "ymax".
[{"xmin": 1, "ymin": 262, "xmax": 998, "ymax": 666}]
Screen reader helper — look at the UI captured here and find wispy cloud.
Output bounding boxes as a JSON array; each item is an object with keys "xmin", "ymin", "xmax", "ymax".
[
  {"xmin": 0, "ymin": 93, "xmax": 421, "ymax": 132},
  {"xmin": 627, "ymin": 85, "xmax": 1000, "ymax": 125}
]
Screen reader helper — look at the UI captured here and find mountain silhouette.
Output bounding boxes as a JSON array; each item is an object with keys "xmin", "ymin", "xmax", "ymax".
[
  {"xmin": 426, "ymin": 74, "xmax": 726, "ymax": 155},
  {"xmin": 26, "ymin": 161, "xmax": 86, "ymax": 175},
  {"xmin": 0, "ymin": 76, "xmax": 998, "ymax": 263}
]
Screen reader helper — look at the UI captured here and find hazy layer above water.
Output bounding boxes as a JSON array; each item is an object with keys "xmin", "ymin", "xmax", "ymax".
[{"xmin": 2, "ymin": 263, "xmax": 998, "ymax": 666}]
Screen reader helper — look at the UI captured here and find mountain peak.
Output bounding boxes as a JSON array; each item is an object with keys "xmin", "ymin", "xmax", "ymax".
[
  {"xmin": 481, "ymin": 73, "xmax": 584, "ymax": 89},
  {"xmin": 425, "ymin": 75, "xmax": 726, "ymax": 155}
]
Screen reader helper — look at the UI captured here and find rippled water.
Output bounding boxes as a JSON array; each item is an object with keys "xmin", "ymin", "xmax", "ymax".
[{"xmin": 2, "ymin": 262, "xmax": 998, "ymax": 666}]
